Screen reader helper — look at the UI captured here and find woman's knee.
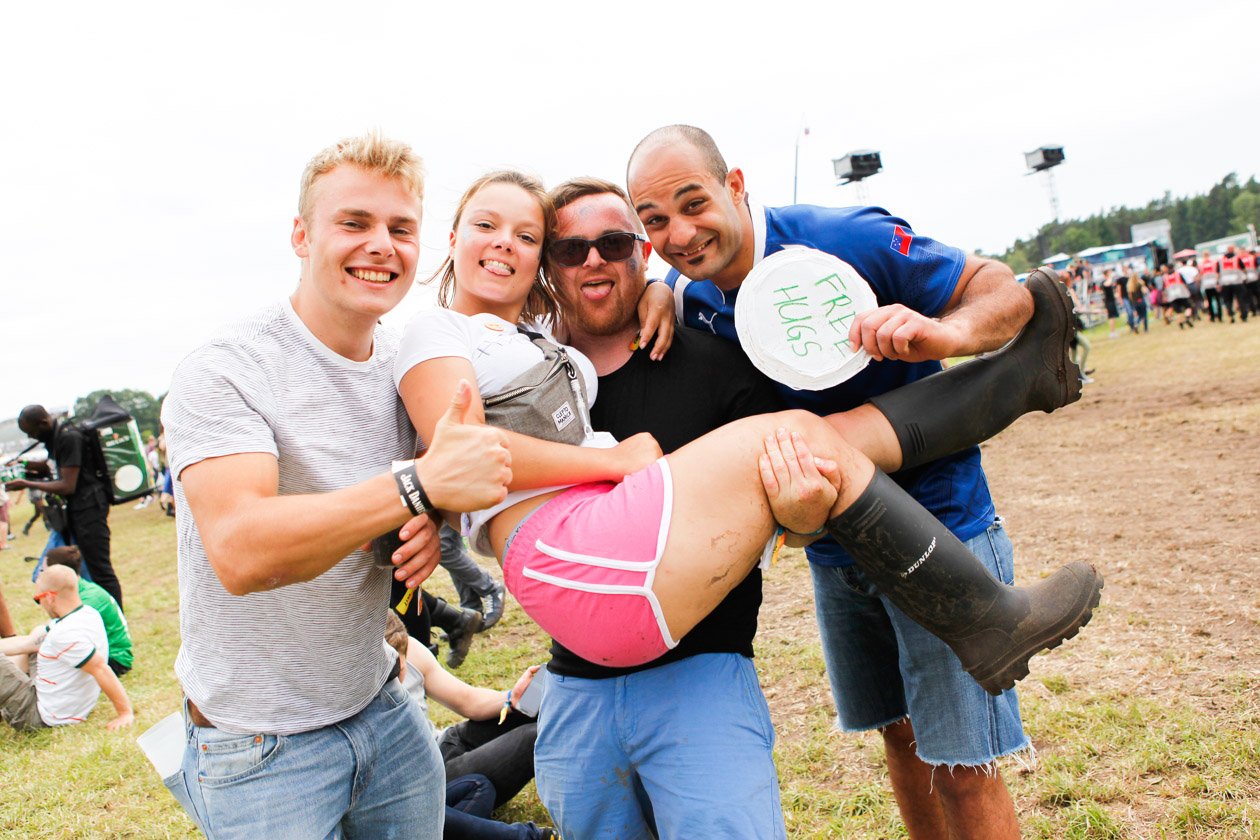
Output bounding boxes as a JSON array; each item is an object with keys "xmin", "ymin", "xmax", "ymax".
[{"xmin": 768, "ymin": 409, "xmax": 831, "ymax": 438}]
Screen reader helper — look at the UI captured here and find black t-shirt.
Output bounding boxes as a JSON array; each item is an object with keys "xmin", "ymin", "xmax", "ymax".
[
  {"xmin": 52, "ymin": 421, "xmax": 108, "ymax": 510},
  {"xmin": 547, "ymin": 326, "xmax": 784, "ymax": 679}
]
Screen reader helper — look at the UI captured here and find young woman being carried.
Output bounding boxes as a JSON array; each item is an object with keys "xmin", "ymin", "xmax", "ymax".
[{"xmin": 395, "ymin": 171, "xmax": 1101, "ymax": 695}]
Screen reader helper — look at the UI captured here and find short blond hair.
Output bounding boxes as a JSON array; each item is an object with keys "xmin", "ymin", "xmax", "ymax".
[{"xmin": 298, "ymin": 132, "xmax": 425, "ymax": 220}]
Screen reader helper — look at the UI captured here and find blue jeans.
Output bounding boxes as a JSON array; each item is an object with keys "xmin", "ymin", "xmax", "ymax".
[
  {"xmin": 176, "ymin": 678, "xmax": 444, "ymax": 839},
  {"xmin": 1122, "ymin": 298, "xmax": 1136, "ymax": 331},
  {"xmin": 444, "ymin": 774, "xmax": 541, "ymax": 840},
  {"xmin": 811, "ymin": 517, "xmax": 1029, "ymax": 766},
  {"xmin": 31, "ymin": 529, "xmax": 71, "ymax": 583},
  {"xmin": 439, "ymin": 524, "xmax": 497, "ymax": 612},
  {"xmin": 535, "ymin": 653, "xmax": 784, "ymax": 840}
]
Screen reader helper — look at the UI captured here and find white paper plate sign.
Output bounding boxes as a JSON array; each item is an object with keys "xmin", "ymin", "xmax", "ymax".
[{"xmin": 734, "ymin": 248, "xmax": 878, "ymax": 390}]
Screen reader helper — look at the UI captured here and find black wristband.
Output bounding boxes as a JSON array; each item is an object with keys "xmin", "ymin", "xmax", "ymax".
[{"xmin": 390, "ymin": 460, "xmax": 433, "ymax": 516}]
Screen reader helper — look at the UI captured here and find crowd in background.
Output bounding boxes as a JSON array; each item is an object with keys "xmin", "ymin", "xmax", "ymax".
[
  {"xmin": 1050, "ymin": 246, "xmax": 1257, "ymax": 386},
  {"xmin": 1067, "ymin": 245, "xmax": 1259, "ymax": 332}
]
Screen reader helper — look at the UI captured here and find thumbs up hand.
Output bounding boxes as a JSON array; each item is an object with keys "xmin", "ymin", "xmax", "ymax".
[{"xmin": 416, "ymin": 380, "xmax": 512, "ymax": 512}]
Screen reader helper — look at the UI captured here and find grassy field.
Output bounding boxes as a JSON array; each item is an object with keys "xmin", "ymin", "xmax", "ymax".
[{"xmin": 1, "ymin": 315, "xmax": 1258, "ymax": 838}]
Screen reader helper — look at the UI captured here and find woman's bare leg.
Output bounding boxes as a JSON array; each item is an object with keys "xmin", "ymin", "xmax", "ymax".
[
  {"xmin": 650, "ymin": 406, "xmax": 1101, "ymax": 696},
  {"xmin": 824, "ymin": 404, "xmax": 902, "ymax": 473},
  {"xmin": 822, "ymin": 269, "xmax": 1083, "ymax": 474},
  {"xmin": 654, "ymin": 410, "xmax": 866, "ymax": 640}
]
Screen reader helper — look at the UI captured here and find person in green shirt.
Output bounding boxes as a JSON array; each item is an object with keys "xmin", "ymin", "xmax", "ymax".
[{"xmin": 45, "ymin": 546, "xmax": 132, "ymax": 675}]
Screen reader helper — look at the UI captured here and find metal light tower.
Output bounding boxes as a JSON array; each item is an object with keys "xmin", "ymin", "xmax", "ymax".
[
  {"xmin": 1024, "ymin": 145, "xmax": 1065, "ymax": 222},
  {"xmin": 833, "ymin": 150, "xmax": 883, "ymax": 204},
  {"xmin": 792, "ymin": 119, "xmax": 809, "ymax": 204}
]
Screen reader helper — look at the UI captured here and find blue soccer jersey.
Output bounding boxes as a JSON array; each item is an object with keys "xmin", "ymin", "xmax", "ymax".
[{"xmin": 667, "ymin": 203, "xmax": 996, "ymax": 567}]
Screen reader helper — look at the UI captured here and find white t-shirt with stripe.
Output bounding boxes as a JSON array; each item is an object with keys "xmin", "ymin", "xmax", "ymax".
[
  {"xmin": 36, "ymin": 604, "xmax": 107, "ymax": 726},
  {"xmin": 162, "ymin": 299, "xmax": 415, "ymax": 735}
]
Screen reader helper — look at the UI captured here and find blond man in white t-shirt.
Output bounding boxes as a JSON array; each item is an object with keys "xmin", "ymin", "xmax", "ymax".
[
  {"xmin": 162, "ymin": 133, "xmax": 514, "ymax": 840},
  {"xmin": 0, "ymin": 565, "xmax": 133, "ymax": 731}
]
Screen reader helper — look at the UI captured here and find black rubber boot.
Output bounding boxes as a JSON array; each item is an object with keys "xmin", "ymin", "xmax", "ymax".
[
  {"xmin": 429, "ymin": 596, "xmax": 483, "ymax": 669},
  {"xmin": 826, "ymin": 470, "xmax": 1103, "ymax": 695},
  {"xmin": 869, "ymin": 268, "xmax": 1082, "ymax": 472}
]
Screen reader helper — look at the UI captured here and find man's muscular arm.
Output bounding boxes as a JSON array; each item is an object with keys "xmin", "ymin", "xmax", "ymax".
[
  {"xmin": 182, "ymin": 381, "xmax": 511, "ymax": 595},
  {"xmin": 850, "ymin": 255, "xmax": 1032, "ymax": 362}
]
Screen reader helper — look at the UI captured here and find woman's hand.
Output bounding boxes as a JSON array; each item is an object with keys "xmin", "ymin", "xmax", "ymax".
[
  {"xmin": 636, "ymin": 280, "xmax": 676, "ymax": 361},
  {"xmin": 611, "ymin": 433, "xmax": 663, "ymax": 478}
]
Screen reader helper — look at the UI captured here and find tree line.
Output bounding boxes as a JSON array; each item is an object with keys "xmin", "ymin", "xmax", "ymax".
[
  {"xmin": 997, "ymin": 173, "xmax": 1260, "ymax": 273},
  {"xmin": 73, "ymin": 389, "xmax": 164, "ymax": 440}
]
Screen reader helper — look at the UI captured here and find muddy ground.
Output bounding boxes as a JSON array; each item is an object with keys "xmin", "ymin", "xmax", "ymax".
[{"xmin": 756, "ymin": 317, "xmax": 1260, "ymax": 835}]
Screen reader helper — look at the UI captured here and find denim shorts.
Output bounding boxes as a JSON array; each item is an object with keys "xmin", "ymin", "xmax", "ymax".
[{"xmin": 811, "ymin": 516, "xmax": 1029, "ymax": 767}]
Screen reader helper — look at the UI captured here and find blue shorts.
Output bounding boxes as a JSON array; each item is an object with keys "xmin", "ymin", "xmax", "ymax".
[
  {"xmin": 811, "ymin": 516, "xmax": 1029, "ymax": 766},
  {"xmin": 534, "ymin": 653, "xmax": 785, "ymax": 839}
]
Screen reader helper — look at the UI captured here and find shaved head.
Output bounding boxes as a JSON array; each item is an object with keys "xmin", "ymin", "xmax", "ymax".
[
  {"xmin": 627, "ymin": 125, "xmax": 728, "ymax": 187},
  {"xmin": 18, "ymin": 405, "xmax": 48, "ymax": 426},
  {"xmin": 17, "ymin": 404, "xmax": 51, "ymax": 439},
  {"xmin": 37, "ymin": 564, "xmax": 79, "ymax": 595}
]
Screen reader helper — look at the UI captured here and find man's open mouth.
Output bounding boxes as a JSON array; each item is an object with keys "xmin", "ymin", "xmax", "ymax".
[{"xmin": 347, "ymin": 268, "xmax": 397, "ymax": 284}]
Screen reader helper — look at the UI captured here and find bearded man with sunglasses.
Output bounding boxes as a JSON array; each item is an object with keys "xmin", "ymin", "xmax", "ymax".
[{"xmin": 533, "ymin": 177, "xmax": 791, "ymax": 839}]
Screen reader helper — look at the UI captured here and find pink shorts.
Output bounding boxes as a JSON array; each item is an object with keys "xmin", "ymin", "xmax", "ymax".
[{"xmin": 502, "ymin": 459, "xmax": 678, "ymax": 667}]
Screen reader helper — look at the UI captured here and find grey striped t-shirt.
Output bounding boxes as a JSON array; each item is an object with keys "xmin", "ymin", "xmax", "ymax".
[{"xmin": 162, "ymin": 299, "xmax": 415, "ymax": 735}]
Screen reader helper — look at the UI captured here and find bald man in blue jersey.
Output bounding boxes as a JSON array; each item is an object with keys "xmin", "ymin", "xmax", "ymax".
[{"xmin": 627, "ymin": 125, "xmax": 1092, "ymax": 840}]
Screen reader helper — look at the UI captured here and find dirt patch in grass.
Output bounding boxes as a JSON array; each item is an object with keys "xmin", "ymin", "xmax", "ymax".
[{"xmin": 756, "ymin": 319, "xmax": 1260, "ymax": 837}]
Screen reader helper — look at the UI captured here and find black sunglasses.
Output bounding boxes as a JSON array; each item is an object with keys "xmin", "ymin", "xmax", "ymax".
[{"xmin": 548, "ymin": 232, "xmax": 646, "ymax": 268}]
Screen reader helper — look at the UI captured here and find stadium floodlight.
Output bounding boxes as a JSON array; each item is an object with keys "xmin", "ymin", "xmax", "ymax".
[
  {"xmin": 1024, "ymin": 145, "xmax": 1065, "ymax": 173},
  {"xmin": 833, "ymin": 150, "xmax": 883, "ymax": 185},
  {"xmin": 1024, "ymin": 145, "xmax": 1066, "ymax": 222}
]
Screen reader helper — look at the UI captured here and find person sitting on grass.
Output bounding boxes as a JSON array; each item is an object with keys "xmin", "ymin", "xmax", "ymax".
[
  {"xmin": 384, "ymin": 613, "xmax": 558, "ymax": 840},
  {"xmin": 0, "ymin": 565, "xmax": 133, "ymax": 731},
  {"xmin": 44, "ymin": 545, "xmax": 133, "ymax": 676}
]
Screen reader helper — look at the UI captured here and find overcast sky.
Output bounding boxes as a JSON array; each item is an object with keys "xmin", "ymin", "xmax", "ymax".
[{"xmin": 3, "ymin": 0, "xmax": 1257, "ymax": 423}]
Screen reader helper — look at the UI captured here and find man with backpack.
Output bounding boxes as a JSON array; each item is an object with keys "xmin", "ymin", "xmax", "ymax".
[{"xmin": 5, "ymin": 405, "xmax": 122, "ymax": 609}]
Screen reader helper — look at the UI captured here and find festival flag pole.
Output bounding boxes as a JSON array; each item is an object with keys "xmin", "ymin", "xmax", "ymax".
[{"xmin": 793, "ymin": 118, "xmax": 809, "ymax": 204}]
